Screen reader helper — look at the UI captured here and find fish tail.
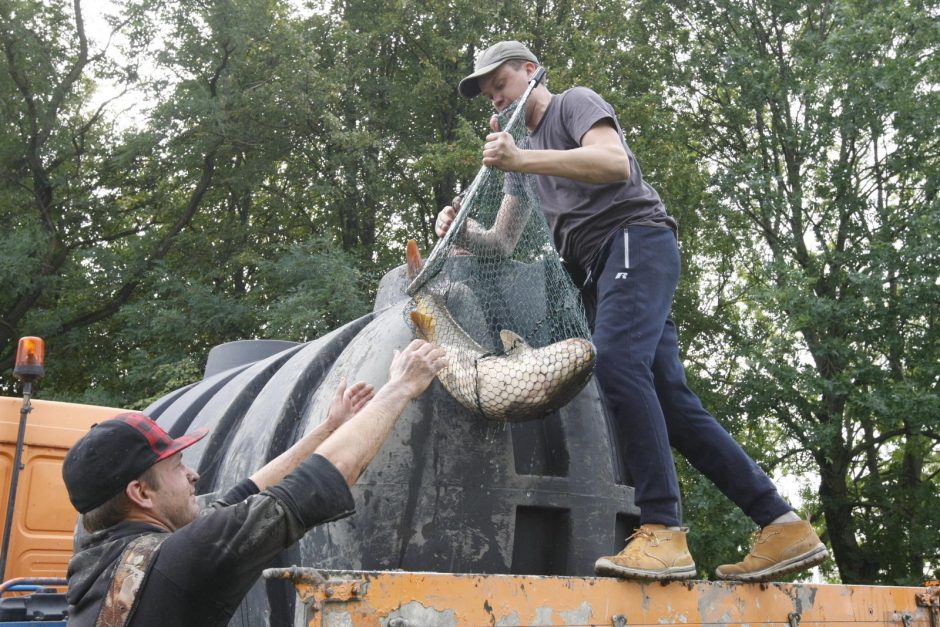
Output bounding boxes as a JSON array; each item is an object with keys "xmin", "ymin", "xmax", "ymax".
[
  {"xmin": 409, "ymin": 310, "xmax": 436, "ymax": 340},
  {"xmin": 406, "ymin": 239, "xmax": 424, "ymax": 280}
]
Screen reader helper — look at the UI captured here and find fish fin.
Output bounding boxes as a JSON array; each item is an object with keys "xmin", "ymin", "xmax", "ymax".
[
  {"xmin": 410, "ymin": 311, "xmax": 435, "ymax": 339},
  {"xmin": 499, "ymin": 329, "xmax": 529, "ymax": 353},
  {"xmin": 406, "ymin": 239, "xmax": 424, "ymax": 280}
]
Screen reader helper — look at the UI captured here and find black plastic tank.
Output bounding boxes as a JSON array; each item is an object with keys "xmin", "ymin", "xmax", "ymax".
[{"xmin": 144, "ymin": 263, "xmax": 638, "ymax": 626}]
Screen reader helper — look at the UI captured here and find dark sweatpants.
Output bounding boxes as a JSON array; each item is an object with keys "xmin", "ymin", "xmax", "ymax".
[{"xmin": 585, "ymin": 225, "xmax": 791, "ymax": 527}]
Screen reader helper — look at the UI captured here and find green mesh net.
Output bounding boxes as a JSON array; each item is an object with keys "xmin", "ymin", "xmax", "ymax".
[{"xmin": 407, "ymin": 88, "xmax": 595, "ymax": 422}]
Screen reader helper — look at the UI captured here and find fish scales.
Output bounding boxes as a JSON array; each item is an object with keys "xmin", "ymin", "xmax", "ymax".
[
  {"xmin": 411, "ymin": 291, "xmax": 491, "ymax": 412},
  {"xmin": 406, "ymin": 240, "xmax": 595, "ymax": 422}
]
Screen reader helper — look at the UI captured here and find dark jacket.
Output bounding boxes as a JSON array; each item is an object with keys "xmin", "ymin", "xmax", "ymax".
[{"xmin": 66, "ymin": 454, "xmax": 354, "ymax": 626}]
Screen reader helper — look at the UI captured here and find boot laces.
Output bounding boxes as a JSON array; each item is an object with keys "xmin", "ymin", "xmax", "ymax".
[
  {"xmin": 747, "ymin": 529, "xmax": 763, "ymax": 553},
  {"xmin": 748, "ymin": 527, "xmax": 781, "ymax": 556},
  {"xmin": 630, "ymin": 526, "xmax": 661, "ymax": 541},
  {"xmin": 754, "ymin": 526, "xmax": 782, "ymax": 545},
  {"xmin": 625, "ymin": 525, "xmax": 663, "ymax": 548}
]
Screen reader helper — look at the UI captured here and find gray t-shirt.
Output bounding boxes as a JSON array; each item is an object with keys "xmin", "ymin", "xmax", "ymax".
[{"xmin": 528, "ymin": 86, "xmax": 676, "ymax": 276}]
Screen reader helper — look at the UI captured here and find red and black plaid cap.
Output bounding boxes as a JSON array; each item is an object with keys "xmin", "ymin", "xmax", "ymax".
[{"xmin": 62, "ymin": 412, "xmax": 208, "ymax": 514}]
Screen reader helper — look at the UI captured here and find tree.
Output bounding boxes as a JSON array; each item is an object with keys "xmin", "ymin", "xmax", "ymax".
[
  {"xmin": 0, "ymin": 0, "xmax": 148, "ymax": 379},
  {"xmin": 670, "ymin": 0, "xmax": 940, "ymax": 584},
  {"xmin": 1, "ymin": 0, "xmax": 372, "ymax": 404}
]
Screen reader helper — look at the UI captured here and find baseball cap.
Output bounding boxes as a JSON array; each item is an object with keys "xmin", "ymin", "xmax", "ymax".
[
  {"xmin": 62, "ymin": 413, "xmax": 208, "ymax": 514},
  {"xmin": 458, "ymin": 40, "xmax": 539, "ymax": 98}
]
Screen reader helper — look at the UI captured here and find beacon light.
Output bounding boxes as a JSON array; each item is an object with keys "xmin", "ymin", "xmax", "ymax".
[{"xmin": 13, "ymin": 336, "xmax": 45, "ymax": 382}]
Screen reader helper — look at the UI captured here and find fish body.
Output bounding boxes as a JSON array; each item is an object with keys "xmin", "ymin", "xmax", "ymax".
[{"xmin": 407, "ymin": 240, "xmax": 595, "ymax": 422}]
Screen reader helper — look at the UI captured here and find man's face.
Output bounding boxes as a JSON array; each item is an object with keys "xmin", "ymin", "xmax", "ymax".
[
  {"xmin": 147, "ymin": 452, "xmax": 200, "ymax": 531},
  {"xmin": 479, "ymin": 62, "xmax": 534, "ymax": 113}
]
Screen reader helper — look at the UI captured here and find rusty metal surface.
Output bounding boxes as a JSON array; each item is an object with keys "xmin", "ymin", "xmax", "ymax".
[
  {"xmin": 916, "ymin": 585, "xmax": 940, "ymax": 627},
  {"xmin": 265, "ymin": 568, "xmax": 936, "ymax": 626}
]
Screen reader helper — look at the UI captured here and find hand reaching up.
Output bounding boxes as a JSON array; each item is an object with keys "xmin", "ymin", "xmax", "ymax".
[
  {"xmin": 388, "ymin": 340, "xmax": 447, "ymax": 399},
  {"xmin": 325, "ymin": 378, "xmax": 375, "ymax": 431}
]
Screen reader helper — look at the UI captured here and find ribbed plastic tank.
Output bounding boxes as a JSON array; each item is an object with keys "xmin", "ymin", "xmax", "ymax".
[{"xmin": 144, "ymin": 263, "xmax": 638, "ymax": 626}]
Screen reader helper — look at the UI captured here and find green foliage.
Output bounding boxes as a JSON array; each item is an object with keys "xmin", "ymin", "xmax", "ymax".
[
  {"xmin": 255, "ymin": 239, "xmax": 370, "ymax": 341},
  {"xmin": 666, "ymin": 0, "xmax": 940, "ymax": 584},
  {"xmin": 1, "ymin": 0, "xmax": 936, "ymax": 584},
  {"xmin": 1, "ymin": 0, "xmax": 373, "ymax": 404},
  {"xmin": 678, "ymin": 457, "xmax": 756, "ymax": 580}
]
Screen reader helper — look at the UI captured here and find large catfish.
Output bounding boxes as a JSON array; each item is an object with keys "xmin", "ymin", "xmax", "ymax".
[{"xmin": 406, "ymin": 240, "xmax": 595, "ymax": 422}]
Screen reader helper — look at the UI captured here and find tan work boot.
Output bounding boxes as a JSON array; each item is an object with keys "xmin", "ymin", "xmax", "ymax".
[
  {"xmin": 715, "ymin": 520, "xmax": 829, "ymax": 582},
  {"xmin": 594, "ymin": 524, "xmax": 697, "ymax": 580}
]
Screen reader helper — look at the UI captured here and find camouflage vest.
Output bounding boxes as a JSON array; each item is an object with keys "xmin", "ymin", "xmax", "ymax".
[{"xmin": 95, "ymin": 532, "xmax": 169, "ymax": 627}]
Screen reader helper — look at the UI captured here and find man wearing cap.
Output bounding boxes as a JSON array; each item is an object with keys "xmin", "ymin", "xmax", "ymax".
[
  {"xmin": 435, "ymin": 41, "xmax": 828, "ymax": 582},
  {"xmin": 62, "ymin": 339, "xmax": 446, "ymax": 626}
]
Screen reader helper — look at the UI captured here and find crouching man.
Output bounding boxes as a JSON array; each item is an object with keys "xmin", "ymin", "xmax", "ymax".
[{"xmin": 63, "ymin": 340, "xmax": 446, "ymax": 626}]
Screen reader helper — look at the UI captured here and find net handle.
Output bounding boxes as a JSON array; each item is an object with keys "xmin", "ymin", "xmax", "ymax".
[{"xmin": 407, "ymin": 67, "xmax": 546, "ymax": 296}]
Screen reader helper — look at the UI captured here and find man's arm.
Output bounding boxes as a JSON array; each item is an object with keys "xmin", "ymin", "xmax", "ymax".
[
  {"xmin": 434, "ymin": 117, "xmax": 628, "ymax": 245},
  {"xmin": 315, "ymin": 339, "xmax": 446, "ymax": 486},
  {"xmin": 161, "ymin": 340, "xmax": 445, "ymax": 589},
  {"xmin": 483, "ymin": 118, "xmax": 630, "ymax": 184},
  {"xmin": 437, "ymin": 193, "xmax": 532, "ymax": 257},
  {"xmin": 248, "ymin": 379, "xmax": 374, "ymax": 491}
]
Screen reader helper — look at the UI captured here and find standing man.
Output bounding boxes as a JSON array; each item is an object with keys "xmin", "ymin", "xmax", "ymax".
[
  {"xmin": 436, "ymin": 40, "xmax": 828, "ymax": 581},
  {"xmin": 63, "ymin": 340, "xmax": 446, "ymax": 626}
]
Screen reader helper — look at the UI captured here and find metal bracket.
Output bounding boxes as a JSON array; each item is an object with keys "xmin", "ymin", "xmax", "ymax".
[
  {"xmin": 611, "ymin": 614, "xmax": 627, "ymax": 626},
  {"xmin": 917, "ymin": 585, "xmax": 940, "ymax": 627},
  {"xmin": 262, "ymin": 567, "xmax": 366, "ymax": 617},
  {"xmin": 899, "ymin": 612, "xmax": 912, "ymax": 627},
  {"xmin": 788, "ymin": 611, "xmax": 801, "ymax": 627},
  {"xmin": 917, "ymin": 586, "xmax": 940, "ymax": 608}
]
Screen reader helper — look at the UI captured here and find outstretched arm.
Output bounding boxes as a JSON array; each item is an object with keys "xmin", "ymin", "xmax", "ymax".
[
  {"xmin": 315, "ymin": 340, "xmax": 446, "ymax": 486},
  {"xmin": 248, "ymin": 379, "xmax": 374, "ymax": 491}
]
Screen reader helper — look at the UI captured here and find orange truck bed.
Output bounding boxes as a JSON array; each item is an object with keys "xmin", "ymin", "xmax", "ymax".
[
  {"xmin": 0, "ymin": 396, "xmax": 124, "ymax": 581},
  {"xmin": 264, "ymin": 568, "xmax": 940, "ymax": 626}
]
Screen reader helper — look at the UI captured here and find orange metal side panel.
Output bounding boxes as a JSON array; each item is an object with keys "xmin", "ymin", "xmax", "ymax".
[
  {"xmin": 0, "ymin": 396, "xmax": 126, "ymax": 581},
  {"xmin": 266, "ymin": 569, "xmax": 936, "ymax": 626}
]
